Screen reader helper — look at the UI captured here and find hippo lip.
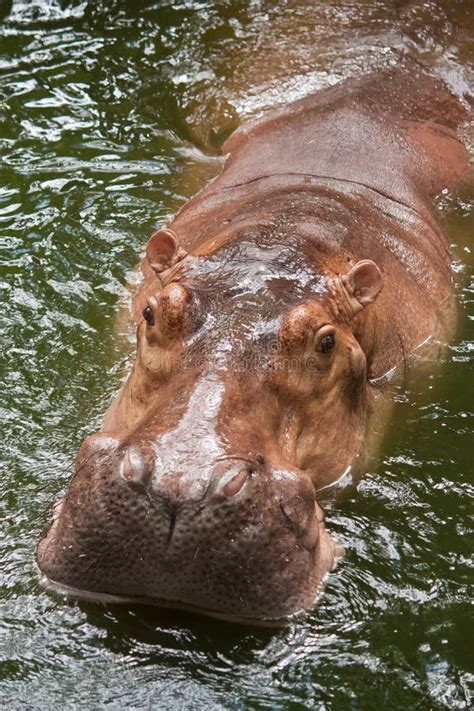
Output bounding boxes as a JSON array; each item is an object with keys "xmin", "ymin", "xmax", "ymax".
[{"xmin": 37, "ymin": 571, "xmax": 293, "ymax": 627}]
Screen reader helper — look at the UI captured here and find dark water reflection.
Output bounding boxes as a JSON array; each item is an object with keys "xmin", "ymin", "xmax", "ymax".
[{"xmin": 0, "ymin": 0, "xmax": 472, "ymax": 708}]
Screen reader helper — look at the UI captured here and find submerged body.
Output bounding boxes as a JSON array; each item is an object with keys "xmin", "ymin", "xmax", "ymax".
[{"xmin": 37, "ymin": 63, "xmax": 469, "ymax": 621}]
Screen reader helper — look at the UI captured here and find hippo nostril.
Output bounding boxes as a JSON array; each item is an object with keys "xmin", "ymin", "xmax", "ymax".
[
  {"xmin": 222, "ymin": 467, "xmax": 250, "ymax": 498},
  {"xmin": 120, "ymin": 447, "xmax": 153, "ymax": 490}
]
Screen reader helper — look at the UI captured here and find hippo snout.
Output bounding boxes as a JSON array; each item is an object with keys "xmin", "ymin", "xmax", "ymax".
[{"xmin": 37, "ymin": 433, "xmax": 335, "ymax": 621}]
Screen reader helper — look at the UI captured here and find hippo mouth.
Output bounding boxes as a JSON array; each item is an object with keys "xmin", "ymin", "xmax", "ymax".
[
  {"xmin": 37, "ymin": 525, "xmax": 337, "ymax": 625},
  {"xmin": 37, "ymin": 521, "xmax": 337, "ymax": 624}
]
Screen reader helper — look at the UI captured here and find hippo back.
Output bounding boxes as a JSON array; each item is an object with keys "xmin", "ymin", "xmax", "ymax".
[{"xmin": 167, "ymin": 62, "xmax": 470, "ymax": 378}]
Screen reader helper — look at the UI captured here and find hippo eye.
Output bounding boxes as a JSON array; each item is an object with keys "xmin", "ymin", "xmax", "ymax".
[
  {"xmin": 318, "ymin": 333, "xmax": 336, "ymax": 354},
  {"xmin": 143, "ymin": 305, "xmax": 154, "ymax": 326}
]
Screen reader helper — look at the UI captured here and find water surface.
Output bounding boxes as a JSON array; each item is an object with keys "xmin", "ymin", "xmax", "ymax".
[{"xmin": 1, "ymin": 1, "xmax": 473, "ymax": 708}]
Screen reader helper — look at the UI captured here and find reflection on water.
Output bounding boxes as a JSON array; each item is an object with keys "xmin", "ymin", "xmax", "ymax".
[{"xmin": 0, "ymin": 0, "xmax": 472, "ymax": 708}]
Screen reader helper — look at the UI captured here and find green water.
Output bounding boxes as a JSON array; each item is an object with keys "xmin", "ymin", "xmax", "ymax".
[{"xmin": 1, "ymin": 1, "xmax": 472, "ymax": 708}]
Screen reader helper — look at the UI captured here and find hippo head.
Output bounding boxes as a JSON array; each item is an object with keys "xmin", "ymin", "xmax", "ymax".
[{"xmin": 37, "ymin": 223, "xmax": 382, "ymax": 622}]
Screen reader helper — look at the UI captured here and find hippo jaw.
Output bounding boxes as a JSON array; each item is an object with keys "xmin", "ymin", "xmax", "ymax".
[{"xmin": 36, "ymin": 421, "xmax": 337, "ymax": 622}]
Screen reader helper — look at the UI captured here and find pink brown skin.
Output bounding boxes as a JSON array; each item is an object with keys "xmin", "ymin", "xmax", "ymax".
[{"xmin": 36, "ymin": 63, "xmax": 469, "ymax": 622}]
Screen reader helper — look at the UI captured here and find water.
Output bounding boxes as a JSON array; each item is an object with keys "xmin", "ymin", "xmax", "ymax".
[{"xmin": 0, "ymin": 1, "xmax": 472, "ymax": 708}]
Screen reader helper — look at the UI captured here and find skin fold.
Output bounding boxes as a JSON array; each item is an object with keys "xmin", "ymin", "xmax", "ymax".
[{"xmin": 36, "ymin": 61, "xmax": 469, "ymax": 622}]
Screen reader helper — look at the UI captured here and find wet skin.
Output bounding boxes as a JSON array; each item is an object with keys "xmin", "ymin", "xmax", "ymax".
[{"xmin": 36, "ymin": 62, "xmax": 469, "ymax": 622}]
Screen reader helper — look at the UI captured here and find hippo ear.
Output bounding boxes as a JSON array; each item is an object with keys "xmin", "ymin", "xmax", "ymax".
[
  {"xmin": 341, "ymin": 260, "xmax": 383, "ymax": 315},
  {"xmin": 146, "ymin": 228, "xmax": 186, "ymax": 274}
]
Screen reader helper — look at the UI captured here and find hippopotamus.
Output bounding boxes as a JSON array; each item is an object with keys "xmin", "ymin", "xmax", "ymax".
[{"xmin": 36, "ymin": 62, "xmax": 469, "ymax": 622}]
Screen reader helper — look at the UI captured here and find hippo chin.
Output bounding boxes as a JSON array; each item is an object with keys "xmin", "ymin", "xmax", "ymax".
[{"xmin": 36, "ymin": 62, "xmax": 469, "ymax": 622}]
